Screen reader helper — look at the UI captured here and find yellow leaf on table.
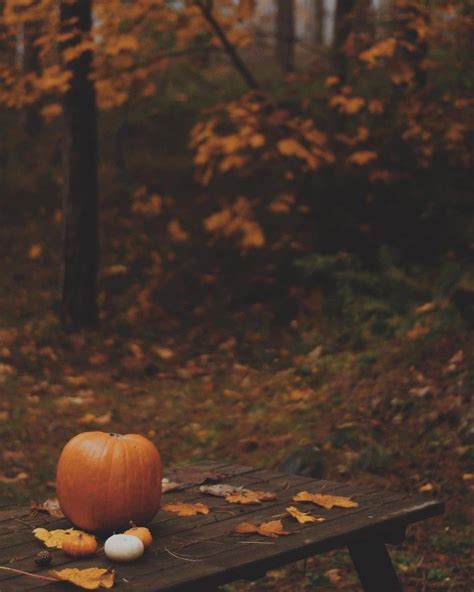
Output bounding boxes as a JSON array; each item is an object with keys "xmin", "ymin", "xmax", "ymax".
[
  {"xmin": 286, "ymin": 506, "xmax": 324, "ymax": 524},
  {"xmin": 162, "ymin": 502, "xmax": 209, "ymax": 516},
  {"xmin": 293, "ymin": 491, "xmax": 359, "ymax": 509},
  {"xmin": 226, "ymin": 490, "xmax": 276, "ymax": 504},
  {"xmin": 234, "ymin": 519, "xmax": 290, "ymax": 538},
  {"xmin": 50, "ymin": 567, "xmax": 114, "ymax": 590},
  {"xmin": 33, "ymin": 527, "xmax": 83, "ymax": 548}
]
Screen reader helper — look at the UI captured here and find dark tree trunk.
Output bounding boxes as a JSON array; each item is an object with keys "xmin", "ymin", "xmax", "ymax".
[
  {"xmin": 59, "ymin": 0, "xmax": 99, "ymax": 330},
  {"xmin": 276, "ymin": 0, "xmax": 295, "ymax": 72},
  {"xmin": 333, "ymin": 0, "xmax": 356, "ymax": 83},
  {"xmin": 314, "ymin": 0, "xmax": 324, "ymax": 46}
]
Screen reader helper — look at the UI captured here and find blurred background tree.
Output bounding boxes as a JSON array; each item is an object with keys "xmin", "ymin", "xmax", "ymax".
[{"xmin": 0, "ymin": 0, "xmax": 472, "ymax": 330}]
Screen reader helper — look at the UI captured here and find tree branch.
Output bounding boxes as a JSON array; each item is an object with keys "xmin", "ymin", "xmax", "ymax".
[{"xmin": 193, "ymin": 0, "xmax": 259, "ymax": 90}]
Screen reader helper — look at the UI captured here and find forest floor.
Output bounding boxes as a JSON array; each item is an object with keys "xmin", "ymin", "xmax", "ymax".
[{"xmin": 1, "ymin": 161, "xmax": 473, "ymax": 590}]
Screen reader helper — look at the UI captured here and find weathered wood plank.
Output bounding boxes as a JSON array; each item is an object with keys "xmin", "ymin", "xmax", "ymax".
[{"xmin": 0, "ymin": 463, "xmax": 443, "ymax": 592}]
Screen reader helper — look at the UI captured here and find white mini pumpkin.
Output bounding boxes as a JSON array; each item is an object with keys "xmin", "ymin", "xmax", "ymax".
[{"xmin": 104, "ymin": 534, "xmax": 144, "ymax": 562}]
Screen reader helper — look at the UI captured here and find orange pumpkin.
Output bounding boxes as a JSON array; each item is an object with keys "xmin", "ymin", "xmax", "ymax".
[
  {"xmin": 56, "ymin": 432, "xmax": 162, "ymax": 533},
  {"xmin": 124, "ymin": 523, "xmax": 153, "ymax": 549},
  {"xmin": 62, "ymin": 532, "xmax": 98, "ymax": 557}
]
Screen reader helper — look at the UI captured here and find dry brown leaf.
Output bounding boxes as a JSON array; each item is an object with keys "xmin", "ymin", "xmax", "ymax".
[
  {"xmin": 78, "ymin": 411, "xmax": 112, "ymax": 426},
  {"xmin": 50, "ymin": 567, "xmax": 114, "ymax": 590},
  {"xmin": 293, "ymin": 491, "xmax": 359, "ymax": 509},
  {"xmin": 225, "ymin": 490, "xmax": 276, "ymax": 504},
  {"xmin": 0, "ymin": 471, "xmax": 28, "ymax": 484},
  {"xmin": 162, "ymin": 478, "xmax": 183, "ymax": 493},
  {"xmin": 286, "ymin": 506, "xmax": 324, "ymax": 524},
  {"xmin": 234, "ymin": 519, "xmax": 290, "ymax": 538},
  {"xmin": 162, "ymin": 502, "xmax": 209, "ymax": 516},
  {"xmin": 30, "ymin": 497, "xmax": 64, "ymax": 518},
  {"xmin": 33, "ymin": 527, "xmax": 84, "ymax": 548},
  {"xmin": 200, "ymin": 483, "xmax": 245, "ymax": 497},
  {"xmin": 234, "ymin": 522, "xmax": 258, "ymax": 534}
]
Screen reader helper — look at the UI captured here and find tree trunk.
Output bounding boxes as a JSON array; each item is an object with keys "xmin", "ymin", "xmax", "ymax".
[
  {"xmin": 314, "ymin": 0, "xmax": 324, "ymax": 46},
  {"xmin": 333, "ymin": 0, "xmax": 356, "ymax": 83},
  {"xmin": 59, "ymin": 0, "xmax": 99, "ymax": 330},
  {"xmin": 276, "ymin": 0, "xmax": 295, "ymax": 72}
]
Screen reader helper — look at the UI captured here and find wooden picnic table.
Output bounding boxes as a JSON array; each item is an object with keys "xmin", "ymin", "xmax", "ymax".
[{"xmin": 0, "ymin": 462, "xmax": 443, "ymax": 592}]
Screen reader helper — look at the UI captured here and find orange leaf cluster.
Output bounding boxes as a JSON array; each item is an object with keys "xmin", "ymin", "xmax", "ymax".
[{"xmin": 234, "ymin": 519, "xmax": 290, "ymax": 538}]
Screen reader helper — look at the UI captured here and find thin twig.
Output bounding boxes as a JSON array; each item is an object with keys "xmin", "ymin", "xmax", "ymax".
[
  {"xmin": 193, "ymin": 0, "xmax": 259, "ymax": 89},
  {"xmin": 0, "ymin": 566, "xmax": 58, "ymax": 582},
  {"xmin": 237, "ymin": 541, "xmax": 275, "ymax": 545},
  {"xmin": 11, "ymin": 516, "xmax": 35, "ymax": 527},
  {"xmin": 163, "ymin": 547, "xmax": 203, "ymax": 562}
]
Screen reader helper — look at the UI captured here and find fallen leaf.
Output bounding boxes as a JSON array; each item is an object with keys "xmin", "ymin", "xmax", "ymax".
[
  {"xmin": 200, "ymin": 484, "xmax": 246, "ymax": 498},
  {"xmin": 167, "ymin": 219, "xmax": 189, "ymax": 242},
  {"xmin": 50, "ymin": 567, "xmax": 114, "ymax": 590},
  {"xmin": 162, "ymin": 502, "xmax": 209, "ymax": 516},
  {"xmin": 325, "ymin": 568, "xmax": 342, "ymax": 584},
  {"xmin": 418, "ymin": 483, "xmax": 434, "ymax": 493},
  {"xmin": 407, "ymin": 323, "xmax": 430, "ymax": 340},
  {"xmin": 33, "ymin": 527, "xmax": 83, "ymax": 548},
  {"xmin": 78, "ymin": 412, "xmax": 112, "ymax": 426},
  {"xmin": 152, "ymin": 346, "xmax": 175, "ymax": 360},
  {"xmin": 0, "ymin": 471, "xmax": 28, "ymax": 484},
  {"xmin": 286, "ymin": 506, "xmax": 324, "ymax": 524},
  {"xmin": 89, "ymin": 353, "xmax": 109, "ymax": 365},
  {"xmin": 225, "ymin": 490, "xmax": 276, "ymax": 504},
  {"xmin": 103, "ymin": 264, "xmax": 128, "ymax": 276},
  {"xmin": 234, "ymin": 522, "xmax": 258, "ymax": 534},
  {"xmin": 162, "ymin": 478, "xmax": 183, "ymax": 493},
  {"xmin": 165, "ymin": 467, "xmax": 228, "ymax": 486},
  {"xmin": 293, "ymin": 491, "xmax": 359, "ymax": 509},
  {"xmin": 234, "ymin": 519, "xmax": 291, "ymax": 538},
  {"xmin": 28, "ymin": 244, "xmax": 43, "ymax": 260},
  {"xmin": 415, "ymin": 301, "xmax": 436, "ymax": 315},
  {"xmin": 347, "ymin": 150, "xmax": 377, "ymax": 166},
  {"xmin": 462, "ymin": 473, "xmax": 474, "ymax": 481},
  {"xmin": 30, "ymin": 498, "xmax": 64, "ymax": 518}
]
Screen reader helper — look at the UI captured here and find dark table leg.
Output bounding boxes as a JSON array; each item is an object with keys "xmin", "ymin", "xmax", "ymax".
[{"xmin": 348, "ymin": 538, "xmax": 403, "ymax": 592}]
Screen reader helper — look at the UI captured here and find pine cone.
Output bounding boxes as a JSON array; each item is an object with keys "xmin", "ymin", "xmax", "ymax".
[{"xmin": 34, "ymin": 550, "xmax": 52, "ymax": 567}]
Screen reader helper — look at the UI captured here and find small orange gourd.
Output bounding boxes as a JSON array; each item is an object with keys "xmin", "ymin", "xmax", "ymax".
[
  {"xmin": 62, "ymin": 532, "xmax": 98, "ymax": 557},
  {"xmin": 124, "ymin": 523, "xmax": 153, "ymax": 549}
]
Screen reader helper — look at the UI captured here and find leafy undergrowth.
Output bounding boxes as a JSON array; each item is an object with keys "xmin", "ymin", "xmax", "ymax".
[{"xmin": 1, "ymin": 214, "xmax": 473, "ymax": 591}]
